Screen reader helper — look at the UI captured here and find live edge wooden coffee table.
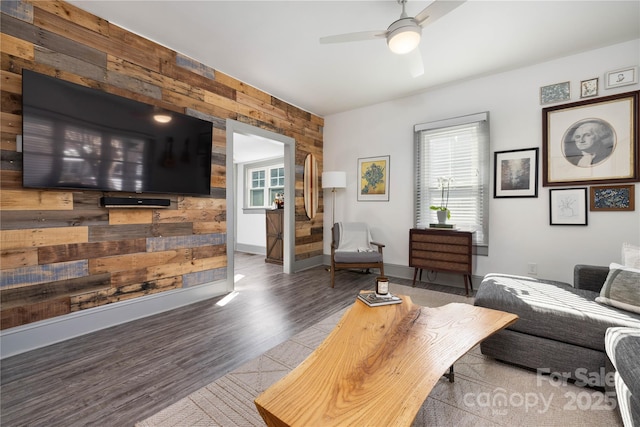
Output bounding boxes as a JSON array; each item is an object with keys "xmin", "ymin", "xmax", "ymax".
[{"xmin": 254, "ymin": 294, "xmax": 518, "ymax": 427}]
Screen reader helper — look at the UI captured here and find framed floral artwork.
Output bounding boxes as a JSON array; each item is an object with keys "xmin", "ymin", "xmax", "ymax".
[
  {"xmin": 580, "ymin": 78, "xmax": 598, "ymax": 98},
  {"xmin": 357, "ymin": 155, "xmax": 389, "ymax": 201}
]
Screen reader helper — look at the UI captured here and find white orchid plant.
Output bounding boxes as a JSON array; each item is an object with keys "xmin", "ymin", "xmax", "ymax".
[{"xmin": 430, "ymin": 177, "xmax": 453, "ymax": 219}]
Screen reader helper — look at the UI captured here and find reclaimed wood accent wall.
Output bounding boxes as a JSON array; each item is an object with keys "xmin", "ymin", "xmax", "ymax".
[{"xmin": 0, "ymin": 0, "xmax": 324, "ymax": 330}]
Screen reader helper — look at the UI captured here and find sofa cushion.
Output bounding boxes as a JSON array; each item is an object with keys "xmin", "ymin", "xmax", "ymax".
[
  {"xmin": 333, "ymin": 251, "xmax": 382, "ymax": 263},
  {"xmin": 596, "ymin": 263, "xmax": 640, "ymax": 314},
  {"xmin": 475, "ymin": 274, "xmax": 640, "ymax": 352}
]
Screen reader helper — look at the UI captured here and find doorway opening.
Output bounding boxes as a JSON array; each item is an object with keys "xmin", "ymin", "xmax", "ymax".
[{"xmin": 226, "ymin": 120, "xmax": 295, "ymax": 291}]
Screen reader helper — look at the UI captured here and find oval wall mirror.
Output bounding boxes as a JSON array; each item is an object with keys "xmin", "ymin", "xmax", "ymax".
[{"xmin": 303, "ymin": 153, "xmax": 319, "ymax": 219}]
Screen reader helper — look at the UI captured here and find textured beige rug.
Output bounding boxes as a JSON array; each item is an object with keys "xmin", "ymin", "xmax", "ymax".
[{"xmin": 136, "ymin": 285, "xmax": 621, "ymax": 426}]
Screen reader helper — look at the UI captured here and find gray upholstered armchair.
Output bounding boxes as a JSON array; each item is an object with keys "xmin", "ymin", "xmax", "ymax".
[{"xmin": 330, "ymin": 222, "xmax": 385, "ymax": 288}]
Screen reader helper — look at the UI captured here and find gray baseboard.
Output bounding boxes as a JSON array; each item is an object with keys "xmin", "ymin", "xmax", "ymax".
[
  {"xmin": 0, "ymin": 280, "xmax": 228, "ymax": 359},
  {"xmin": 294, "ymin": 255, "xmax": 324, "ymax": 272},
  {"xmin": 236, "ymin": 243, "xmax": 265, "ymax": 256}
]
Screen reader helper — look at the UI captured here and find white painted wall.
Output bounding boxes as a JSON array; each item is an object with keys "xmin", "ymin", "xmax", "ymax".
[
  {"xmin": 235, "ymin": 162, "xmax": 267, "ymax": 251},
  {"xmin": 323, "ymin": 39, "xmax": 640, "ymax": 285}
]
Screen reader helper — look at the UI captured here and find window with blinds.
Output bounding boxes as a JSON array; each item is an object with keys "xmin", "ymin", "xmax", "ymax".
[{"xmin": 414, "ymin": 112, "xmax": 490, "ymax": 250}]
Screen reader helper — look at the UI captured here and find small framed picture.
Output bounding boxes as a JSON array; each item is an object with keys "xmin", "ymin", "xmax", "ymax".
[
  {"xmin": 357, "ymin": 155, "xmax": 390, "ymax": 201},
  {"xmin": 540, "ymin": 81, "xmax": 570, "ymax": 105},
  {"xmin": 605, "ymin": 66, "xmax": 638, "ymax": 89},
  {"xmin": 494, "ymin": 148, "xmax": 538, "ymax": 198},
  {"xmin": 580, "ymin": 78, "xmax": 598, "ymax": 98},
  {"xmin": 590, "ymin": 184, "xmax": 635, "ymax": 211},
  {"xmin": 549, "ymin": 188, "xmax": 588, "ymax": 225}
]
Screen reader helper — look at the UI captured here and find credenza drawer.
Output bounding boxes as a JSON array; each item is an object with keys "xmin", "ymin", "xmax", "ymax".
[
  {"xmin": 409, "ymin": 228, "xmax": 472, "ymax": 274},
  {"xmin": 410, "ymin": 233, "xmax": 469, "ymax": 246},
  {"xmin": 411, "ymin": 242, "xmax": 468, "ymax": 255}
]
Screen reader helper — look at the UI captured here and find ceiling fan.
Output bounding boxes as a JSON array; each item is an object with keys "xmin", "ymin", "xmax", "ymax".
[{"xmin": 320, "ymin": 0, "xmax": 466, "ymax": 77}]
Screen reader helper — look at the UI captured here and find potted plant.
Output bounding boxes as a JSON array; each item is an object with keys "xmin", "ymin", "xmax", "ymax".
[{"xmin": 430, "ymin": 177, "xmax": 453, "ymax": 223}]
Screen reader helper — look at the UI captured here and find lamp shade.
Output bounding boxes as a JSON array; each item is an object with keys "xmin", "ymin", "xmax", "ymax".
[
  {"xmin": 322, "ymin": 171, "xmax": 346, "ymax": 189},
  {"xmin": 387, "ymin": 18, "xmax": 421, "ymax": 55}
]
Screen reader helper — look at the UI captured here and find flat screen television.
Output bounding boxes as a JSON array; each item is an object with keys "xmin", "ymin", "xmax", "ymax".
[{"xmin": 22, "ymin": 69, "xmax": 213, "ymax": 196}]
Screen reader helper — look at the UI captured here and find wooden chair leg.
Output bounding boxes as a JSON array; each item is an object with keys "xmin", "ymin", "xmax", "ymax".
[{"xmin": 331, "ymin": 263, "xmax": 335, "ymax": 288}]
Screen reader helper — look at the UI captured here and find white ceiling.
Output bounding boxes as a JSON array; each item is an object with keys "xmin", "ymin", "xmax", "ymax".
[
  {"xmin": 233, "ymin": 133, "xmax": 284, "ymax": 163},
  {"xmin": 69, "ymin": 0, "xmax": 639, "ymax": 118}
]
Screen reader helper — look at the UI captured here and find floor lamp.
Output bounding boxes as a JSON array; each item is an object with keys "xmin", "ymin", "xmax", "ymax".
[{"xmin": 322, "ymin": 171, "xmax": 347, "ymax": 228}]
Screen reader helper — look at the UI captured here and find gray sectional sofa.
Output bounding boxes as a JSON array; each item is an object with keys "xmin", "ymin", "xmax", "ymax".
[
  {"xmin": 605, "ymin": 327, "xmax": 640, "ymax": 427},
  {"xmin": 475, "ymin": 265, "xmax": 640, "ymax": 425}
]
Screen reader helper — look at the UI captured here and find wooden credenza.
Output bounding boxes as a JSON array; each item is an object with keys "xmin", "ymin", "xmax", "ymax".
[
  {"xmin": 265, "ymin": 209, "xmax": 284, "ymax": 264},
  {"xmin": 409, "ymin": 228, "xmax": 473, "ymax": 295}
]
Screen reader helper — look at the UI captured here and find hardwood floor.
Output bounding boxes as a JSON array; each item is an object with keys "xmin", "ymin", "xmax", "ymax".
[{"xmin": 0, "ymin": 253, "xmax": 466, "ymax": 426}]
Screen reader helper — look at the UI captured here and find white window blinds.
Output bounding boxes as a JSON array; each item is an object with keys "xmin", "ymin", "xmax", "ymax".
[{"xmin": 414, "ymin": 113, "xmax": 490, "ymax": 247}]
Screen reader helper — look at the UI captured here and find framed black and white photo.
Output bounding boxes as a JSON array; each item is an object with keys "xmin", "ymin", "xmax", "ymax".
[
  {"xmin": 605, "ymin": 66, "xmax": 638, "ymax": 89},
  {"xmin": 494, "ymin": 148, "xmax": 538, "ymax": 198},
  {"xmin": 580, "ymin": 78, "xmax": 598, "ymax": 98},
  {"xmin": 540, "ymin": 81, "xmax": 570, "ymax": 105},
  {"xmin": 357, "ymin": 155, "xmax": 390, "ymax": 201},
  {"xmin": 549, "ymin": 188, "xmax": 588, "ymax": 226},
  {"xmin": 542, "ymin": 90, "xmax": 639, "ymax": 186}
]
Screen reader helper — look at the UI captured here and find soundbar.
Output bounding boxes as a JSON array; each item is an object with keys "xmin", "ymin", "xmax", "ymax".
[{"xmin": 100, "ymin": 196, "xmax": 170, "ymax": 208}]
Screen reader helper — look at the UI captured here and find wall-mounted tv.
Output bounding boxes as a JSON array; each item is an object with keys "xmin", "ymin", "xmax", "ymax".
[{"xmin": 22, "ymin": 69, "xmax": 213, "ymax": 196}]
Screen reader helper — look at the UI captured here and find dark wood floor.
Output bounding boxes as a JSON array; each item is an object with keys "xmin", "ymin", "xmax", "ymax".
[{"xmin": 0, "ymin": 253, "xmax": 465, "ymax": 426}]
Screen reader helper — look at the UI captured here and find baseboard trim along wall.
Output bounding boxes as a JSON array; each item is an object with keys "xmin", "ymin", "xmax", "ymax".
[
  {"xmin": 294, "ymin": 255, "xmax": 324, "ymax": 273},
  {"xmin": 0, "ymin": 280, "xmax": 228, "ymax": 359},
  {"xmin": 235, "ymin": 244, "xmax": 266, "ymax": 256}
]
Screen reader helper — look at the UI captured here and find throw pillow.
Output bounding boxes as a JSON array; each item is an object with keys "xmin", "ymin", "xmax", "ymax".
[
  {"xmin": 596, "ymin": 263, "xmax": 640, "ymax": 314},
  {"xmin": 622, "ymin": 242, "xmax": 640, "ymax": 268}
]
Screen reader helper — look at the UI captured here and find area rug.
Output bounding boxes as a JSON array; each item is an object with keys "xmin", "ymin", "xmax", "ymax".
[{"xmin": 136, "ymin": 285, "xmax": 621, "ymax": 426}]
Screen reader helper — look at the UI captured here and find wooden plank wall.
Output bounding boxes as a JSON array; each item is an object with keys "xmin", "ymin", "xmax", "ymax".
[{"xmin": 0, "ymin": 0, "xmax": 325, "ymax": 330}]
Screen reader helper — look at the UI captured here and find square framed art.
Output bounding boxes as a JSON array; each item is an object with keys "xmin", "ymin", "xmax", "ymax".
[
  {"xmin": 549, "ymin": 188, "xmax": 588, "ymax": 225},
  {"xmin": 580, "ymin": 78, "xmax": 598, "ymax": 98},
  {"xmin": 357, "ymin": 155, "xmax": 390, "ymax": 201},
  {"xmin": 494, "ymin": 148, "xmax": 538, "ymax": 198}
]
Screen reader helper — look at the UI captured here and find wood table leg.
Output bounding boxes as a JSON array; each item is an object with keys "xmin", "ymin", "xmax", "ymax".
[
  {"xmin": 412, "ymin": 268, "xmax": 418, "ymax": 287},
  {"xmin": 443, "ymin": 365, "xmax": 454, "ymax": 383}
]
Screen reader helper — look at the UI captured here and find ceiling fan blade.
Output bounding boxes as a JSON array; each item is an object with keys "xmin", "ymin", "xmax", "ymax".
[
  {"xmin": 404, "ymin": 49, "xmax": 424, "ymax": 78},
  {"xmin": 414, "ymin": 0, "xmax": 466, "ymax": 27},
  {"xmin": 319, "ymin": 30, "xmax": 387, "ymax": 44}
]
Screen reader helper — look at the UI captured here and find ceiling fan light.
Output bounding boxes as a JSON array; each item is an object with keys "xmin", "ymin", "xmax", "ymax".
[{"xmin": 387, "ymin": 18, "xmax": 422, "ymax": 55}]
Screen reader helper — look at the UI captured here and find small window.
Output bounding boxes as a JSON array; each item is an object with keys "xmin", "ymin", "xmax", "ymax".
[{"xmin": 246, "ymin": 163, "xmax": 284, "ymax": 208}]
